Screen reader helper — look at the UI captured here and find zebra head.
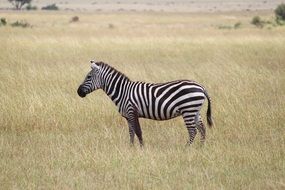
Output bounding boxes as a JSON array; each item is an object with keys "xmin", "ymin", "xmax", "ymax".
[{"xmin": 77, "ymin": 60, "xmax": 102, "ymax": 98}]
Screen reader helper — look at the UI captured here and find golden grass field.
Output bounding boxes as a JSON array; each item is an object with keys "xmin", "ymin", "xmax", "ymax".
[{"xmin": 0, "ymin": 10, "xmax": 285, "ymax": 189}]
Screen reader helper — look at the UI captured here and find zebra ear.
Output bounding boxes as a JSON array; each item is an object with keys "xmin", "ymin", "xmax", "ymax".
[{"xmin": 90, "ymin": 60, "xmax": 100, "ymax": 70}]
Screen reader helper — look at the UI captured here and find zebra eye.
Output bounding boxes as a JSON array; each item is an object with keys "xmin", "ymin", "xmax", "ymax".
[{"xmin": 87, "ymin": 75, "xmax": 92, "ymax": 79}]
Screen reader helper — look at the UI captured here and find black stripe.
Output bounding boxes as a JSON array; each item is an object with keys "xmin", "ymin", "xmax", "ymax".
[
  {"xmin": 107, "ymin": 72, "xmax": 120, "ymax": 95},
  {"xmin": 111, "ymin": 75, "xmax": 124, "ymax": 101},
  {"xmin": 179, "ymin": 103, "xmax": 203, "ymax": 111},
  {"xmin": 150, "ymin": 87, "xmax": 157, "ymax": 120},
  {"xmin": 164, "ymin": 96, "xmax": 204, "ymax": 119},
  {"xmin": 144, "ymin": 83, "xmax": 151, "ymax": 118},
  {"xmin": 157, "ymin": 84, "xmax": 201, "ymax": 118},
  {"xmin": 115, "ymin": 77, "xmax": 128, "ymax": 104},
  {"xmin": 155, "ymin": 81, "xmax": 183, "ymax": 97}
]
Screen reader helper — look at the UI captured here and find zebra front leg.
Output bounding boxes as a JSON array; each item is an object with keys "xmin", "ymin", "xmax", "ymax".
[
  {"xmin": 134, "ymin": 120, "xmax": 144, "ymax": 147},
  {"xmin": 126, "ymin": 115, "xmax": 144, "ymax": 147},
  {"xmin": 128, "ymin": 123, "xmax": 135, "ymax": 145}
]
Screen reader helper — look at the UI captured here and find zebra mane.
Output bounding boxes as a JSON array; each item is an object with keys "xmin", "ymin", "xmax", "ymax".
[{"xmin": 98, "ymin": 62, "xmax": 131, "ymax": 81}]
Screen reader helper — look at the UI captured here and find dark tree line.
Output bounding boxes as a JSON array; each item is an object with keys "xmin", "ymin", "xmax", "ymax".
[{"xmin": 8, "ymin": 0, "xmax": 32, "ymax": 10}]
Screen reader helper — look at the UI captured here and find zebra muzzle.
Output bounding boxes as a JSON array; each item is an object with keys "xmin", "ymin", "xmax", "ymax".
[{"xmin": 77, "ymin": 86, "xmax": 87, "ymax": 98}]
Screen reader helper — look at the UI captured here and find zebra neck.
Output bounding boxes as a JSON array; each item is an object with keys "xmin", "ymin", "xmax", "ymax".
[{"xmin": 102, "ymin": 72, "xmax": 133, "ymax": 106}]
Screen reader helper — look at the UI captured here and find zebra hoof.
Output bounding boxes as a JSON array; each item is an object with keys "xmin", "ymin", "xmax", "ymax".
[
  {"xmin": 185, "ymin": 141, "xmax": 192, "ymax": 146},
  {"xmin": 199, "ymin": 142, "xmax": 205, "ymax": 148}
]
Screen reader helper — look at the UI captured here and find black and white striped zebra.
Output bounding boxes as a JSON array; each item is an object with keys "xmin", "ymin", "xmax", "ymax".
[{"xmin": 77, "ymin": 60, "xmax": 213, "ymax": 146}]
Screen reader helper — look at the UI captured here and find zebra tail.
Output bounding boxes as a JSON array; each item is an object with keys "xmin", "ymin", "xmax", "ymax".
[{"xmin": 204, "ymin": 90, "xmax": 213, "ymax": 127}]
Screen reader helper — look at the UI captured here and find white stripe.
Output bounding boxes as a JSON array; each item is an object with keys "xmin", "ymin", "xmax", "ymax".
[
  {"xmin": 160, "ymin": 86, "xmax": 204, "ymax": 119},
  {"xmin": 154, "ymin": 82, "xmax": 185, "ymax": 119},
  {"xmin": 165, "ymin": 92, "xmax": 204, "ymax": 119},
  {"xmin": 113, "ymin": 76, "xmax": 124, "ymax": 103},
  {"xmin": 148, "ymin": 86, "xmax": 154, "ymax": 118},
  {"xmin": 142, "ymin": 84, "xmax": 149, "ymax": 118},
  {"xmin": 107, "ymin": 72, "xmax": 119, "ymax": 94},
  {"xmin": 178, "ymin": 99, "xmax": 205, "ymax": 109},
  {"xmin": 110, "ymin": 75, "xmax": 122, "ymax": 98},
  {"xmin": 153, "ymin": 81, "xmax": 183, "ymax": 97}
]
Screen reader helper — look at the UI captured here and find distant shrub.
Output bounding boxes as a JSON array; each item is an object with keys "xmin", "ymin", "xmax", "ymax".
[
  {"xmin": 251, "ymin": 16, "xmax": 261, "ymax": 25},
  {"xmin": 275, "ymin": 4, "xmax": 285, "ymax": 25},
  {"xmin": 26, "ymin": 3, "xmax": 37, "ymax": 10},
  {"xmin": 0, "ymin": 17, "xmax": 7, "ymax": 26},
  {"xmin": 108, "ymin": 23, "xmax": 114, "ymax": 29},
  {"xmin": 251, "ymin": 16, "xmax": 264, "ymax": 28},
  {"xmin": 217, "ymin": 22, "xmax": 242, "ymax": 30},
  {"xmin": 11, "ymin": 20, "xmax": 31, "ymax": 28},
  {"xmin": 218, "ymin": 25, "xmax": 232, "ymax": 30},
  {"xmin": 275, "ymin": 4, "xmax": 285, "ymax": 21},
  {"xmin": 234, "ymin": 22, "xmax": 242, "ymax": 29},
  {"xmin": 70, "ymin": 16, "xmax": 79, "ymax": 22},
  {"xmin": 41, "ymin": 4, "xmax": 59, "ymax": 10},
  {"xmin": 264, "ymin": 20, "xmax": 273, "ymax": 25},
  {"xmin": 276, "ymin": 19, "xmax": 285, "ymax": 26}
]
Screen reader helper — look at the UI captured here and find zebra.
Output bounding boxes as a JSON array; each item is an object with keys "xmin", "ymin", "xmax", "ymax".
[{"xmin": 77, "ymin": 60, "xmax": 213, "ymax": 146}]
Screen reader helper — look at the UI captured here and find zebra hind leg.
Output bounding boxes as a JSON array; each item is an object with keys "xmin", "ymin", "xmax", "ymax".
[
  {"xmin": 182, "ymin": 112, "xmax": 198, "ymax": 145},
  {"xmin": 186, "ymin": 123, "xmax": 197, "ymax": 146},
  {"xmin": 196, "ymin": 114, "xmax": 206, "ymax": 144},
  {"xmin": 196, "ymin": 118, "xmax": 206, "ymax": 145}
]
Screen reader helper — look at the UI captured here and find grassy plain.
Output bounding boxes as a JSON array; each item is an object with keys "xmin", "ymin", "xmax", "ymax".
[{"xmin": 0, "ymin": 11, "xmax": 285, "ymax": 189}]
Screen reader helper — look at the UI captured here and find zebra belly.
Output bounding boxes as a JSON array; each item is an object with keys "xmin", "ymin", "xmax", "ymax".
[
  {"xmin": 138, "ymin": 110, "xmax": 182, "ymax": 120},
  {"xmin": 139, "ymin": 112, "xmax": 182, "ymax": 121}
]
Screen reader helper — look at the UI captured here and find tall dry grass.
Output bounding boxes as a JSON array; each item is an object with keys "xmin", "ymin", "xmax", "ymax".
[{"xmin": 0, "ymin": 11, "xmax": 284, "ymax": 189}]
